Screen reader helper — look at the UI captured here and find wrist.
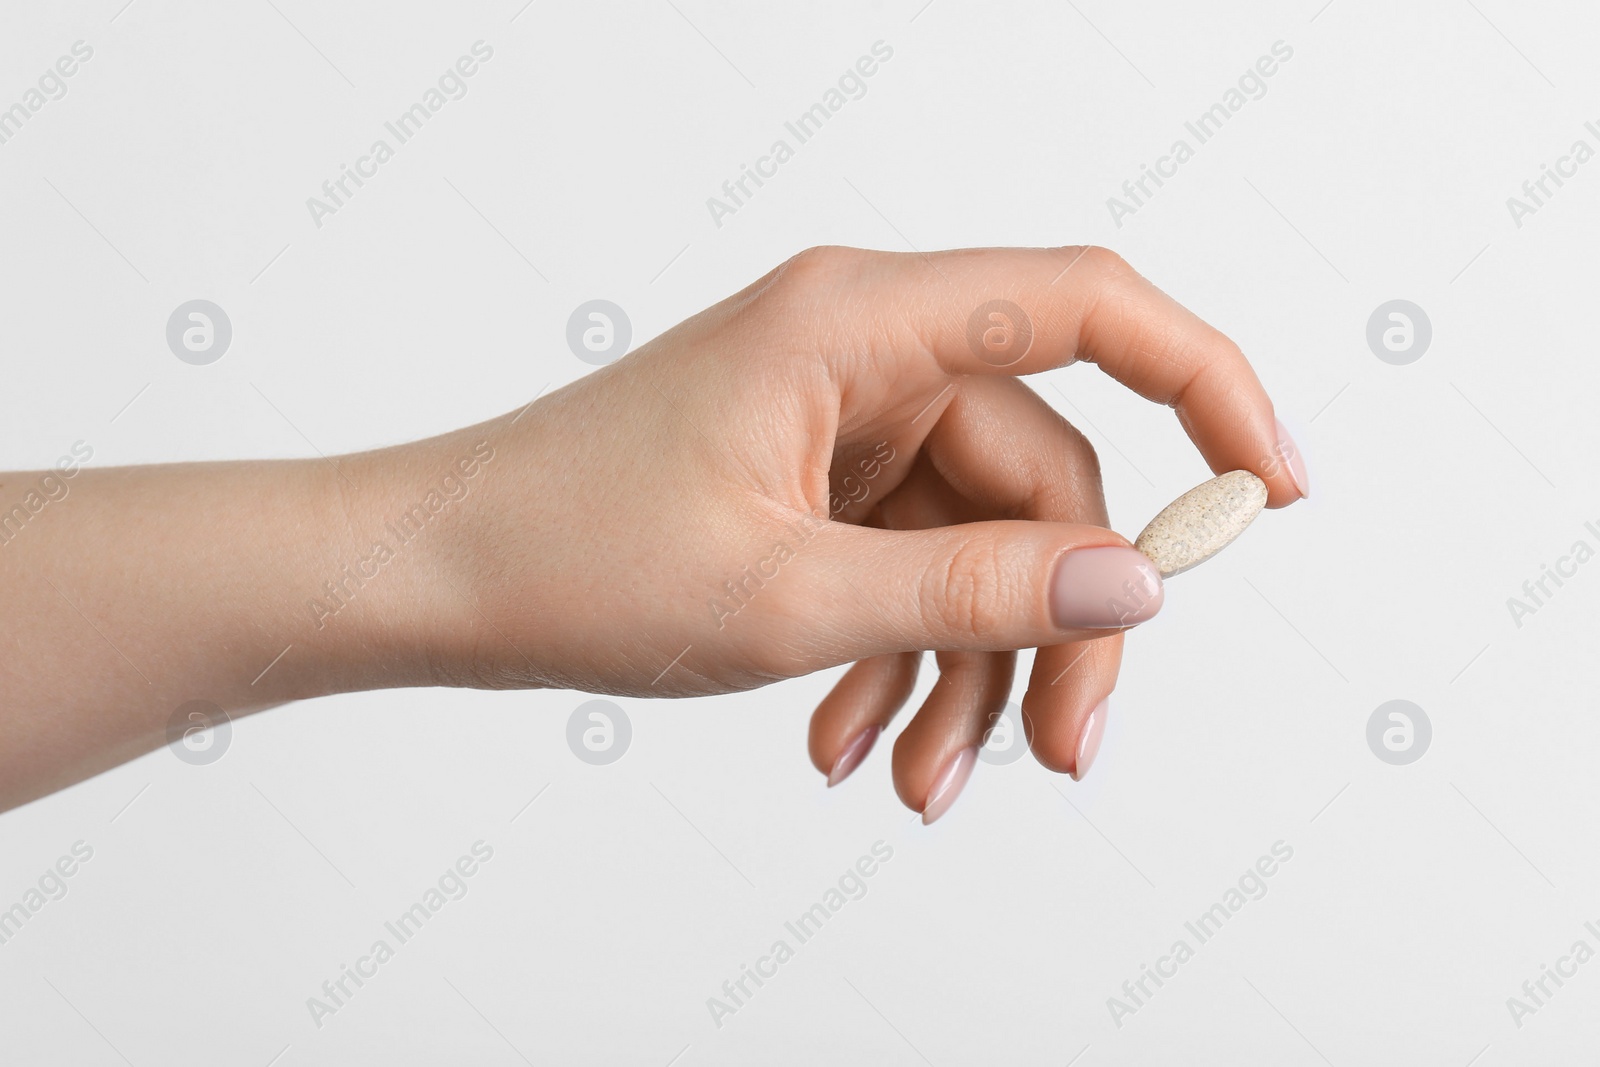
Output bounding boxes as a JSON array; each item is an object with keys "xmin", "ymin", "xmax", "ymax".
[{"xmin": 323, "ymin": 419, "xmax": 545, "ymax": 694}]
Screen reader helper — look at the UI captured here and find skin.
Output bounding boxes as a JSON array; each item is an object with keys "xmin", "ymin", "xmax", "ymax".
[{"xmin": 0, "ymin": 245, "xmax": 1302, "ymax": 815}]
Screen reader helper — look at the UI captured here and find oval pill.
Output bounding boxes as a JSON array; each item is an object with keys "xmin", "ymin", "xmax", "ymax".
[{"xmin": 1134, "ymin": 470, "xmax": 1268, "ymax": 577}]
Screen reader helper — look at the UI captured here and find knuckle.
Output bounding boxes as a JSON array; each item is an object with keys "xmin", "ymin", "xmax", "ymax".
[
  {"xmin": 767, "ymin": 246, "xmax": 869, "ymax": 300},
  {"xmin": 1071, "ymin": 244, "xmax": 1131, "ymax": 279},
  {"xmin": 1175, "ymin": 331, "xmax": 1247, "ymax": 404},
  {"xmin": 1207, "ymin": 330, "xmax": 1248, "ymax": 366},
  {"xmin": 1077, "ymin": 432, "xmax": 1104, "ymax": 483},
  {"xmin": 1049, "ymin": 425, "xmax": 1105, "ymax": 518},
  {"xmin": 738, "ymin": 246, "xmax": 878, "ymax": 348},
  {"xmin": 923, "ymin": 537, "xmax": 1014, "ymax": 640}
]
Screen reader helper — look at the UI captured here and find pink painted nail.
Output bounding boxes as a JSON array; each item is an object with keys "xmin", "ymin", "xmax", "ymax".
[
  {"xmin": 1050, "ymin": 548, "xmax": 1164, "ymax": 630},
  {"xmin": 827, "ymin": 726, "xmax": 880, "ymax": 787},
  {"xmin": 922, "ymin": 746, "xmax": 977, "ymax": 825},
  {"xmin": 1070, "ymin": 697, "xmax": 1108, "ymax": 781},
  {"xmin": 1275, "ymin": 418, "xmax": 1310, "ymax": 500}
]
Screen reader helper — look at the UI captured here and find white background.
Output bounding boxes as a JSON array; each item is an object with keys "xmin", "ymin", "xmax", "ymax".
[{"xmin": 2, "ymin": 0, "xmax": 1598, "ymax": 1063}]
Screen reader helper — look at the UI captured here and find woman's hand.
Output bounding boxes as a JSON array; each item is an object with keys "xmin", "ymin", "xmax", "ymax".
[
  {"xmin": 0, "ymin": 244, "xmax": 1305, "ymax": 817},
  {"xmin": 416, "ymin": 245, "xmax": 1308, "ymax": 820}
]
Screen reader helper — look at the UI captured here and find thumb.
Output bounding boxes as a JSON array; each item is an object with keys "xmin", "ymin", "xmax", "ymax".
[{"xmin": 803, "ymin": 521, "xmax": 1165, "ymax": 657}]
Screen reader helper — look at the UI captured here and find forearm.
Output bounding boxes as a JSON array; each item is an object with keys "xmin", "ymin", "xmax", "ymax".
[{"xmin": 0, "ymin": 437, "xmax": 484, "ymax": 811}]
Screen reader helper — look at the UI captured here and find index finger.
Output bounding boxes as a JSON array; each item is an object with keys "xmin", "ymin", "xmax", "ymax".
[{"xmin": 774, "ymin": 245, "xmax": 1307, "ymax": 508}]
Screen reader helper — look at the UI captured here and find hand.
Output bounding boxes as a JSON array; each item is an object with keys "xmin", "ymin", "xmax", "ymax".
[
  {"xmin": 0, "ymin": 244, "xmax": 1305, "ymax": 816},
  {"xmin": 416, "ymin": 245, "xmax": 1307, "ymax": 820}
]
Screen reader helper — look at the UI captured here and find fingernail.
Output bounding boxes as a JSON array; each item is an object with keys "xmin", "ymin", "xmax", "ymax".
[
  {"xmin": 1050, "ymin": 548, "xmax": 1164, "ymax": 630},
  {"xmin": 1070, "ymin": 697, "xmax": 1108, "ymax": 781},
  {"xmin": 1275, "ymin": 418, "xmax": 1310, "ymax": 500},
  {"xmin": 922, "ymin": 746, "xmax": 977, "ymax": 825},
  {"xmin": 827, "ymin": 725, "xmax": 880, "ymax": 787}
]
